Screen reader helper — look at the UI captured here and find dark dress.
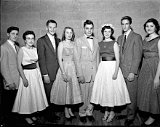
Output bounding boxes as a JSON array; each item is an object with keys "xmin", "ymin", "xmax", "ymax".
[{"xmin": 137, "ymin": 36, "xmax": 160, "ymax": 114}]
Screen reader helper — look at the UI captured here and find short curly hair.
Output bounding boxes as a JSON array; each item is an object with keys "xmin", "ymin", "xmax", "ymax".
[{"xmin": 22, "ymin": 31, "xmax": 35, "ymax": 40}]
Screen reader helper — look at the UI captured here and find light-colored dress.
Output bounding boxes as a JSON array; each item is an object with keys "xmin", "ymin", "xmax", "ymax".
[
  {"xmin": 12, "ymin": 46, "xmax": 48, "ymax": 114},
  {"xmin": 50, "ymin": 41, "xmax": 82, "ymax": 105},
  {"xmin": 90, "ymin": 41, "xmax": 131, "ymax": 107}
]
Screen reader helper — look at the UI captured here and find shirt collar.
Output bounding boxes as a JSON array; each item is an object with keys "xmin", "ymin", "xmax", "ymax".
[
  {"xmin": 8, "ymin": 39, "xmax": 15, "ymax": 46},
  {"xmin": 124, "ymin": 29, "xmax": 131, "ymax": 38},
  {"xmin": 84, "ymin": 34, "xmax": 93, "ymax": 39},
  {"xmin": 47, "ymin": 33, "xmax": 55, "ymax": 39}
]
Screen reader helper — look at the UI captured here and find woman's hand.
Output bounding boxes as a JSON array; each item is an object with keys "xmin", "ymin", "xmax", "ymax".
[
  {"xmin": 62, "ymin": 73, "xmax": 69, "ymax": 82},
  {"xmin": 23, "ymin": 78, "xmax": 29, "ymax": 87},
  {"xmin": 112, "ymin": 73, "xmax": 117, "ymax": 80},
  {"xmin": 78, "ymin": 76, "xmax": 85, "ymax": 84},
  {"xmin": 154, "ymin": 76, "xmax": 160, "ymax": 89}
]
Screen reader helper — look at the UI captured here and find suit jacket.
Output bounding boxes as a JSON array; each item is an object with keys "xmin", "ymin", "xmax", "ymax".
[
  {"xmin": 1, "ymin": 41, "xmax": 20, "ymax": 90},
  {"xmin": 117, "ymin": 31, "xmax": 143, "ymax": 78},
  {"xmin": 75, "ymin": 35, "xmax": 99, "ymax": 82},
  {"xmin": 37, "ymin": 34, "xmax": 61, "ymax": 82}
]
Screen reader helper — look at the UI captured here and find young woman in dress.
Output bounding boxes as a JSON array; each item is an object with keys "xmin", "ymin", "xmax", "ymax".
[
  {"xmin": 90, "ymin": 24, "xmax": 131, "ymax": 122},
  {"xmin": 12, "ymin": 31, "xmax": 48, "ymax": 125},
  {"xmin": 137, "ymin": 18, "xmax": 160, "ymax": 126},
  {"xmin": 50, "ymin": 27, "xmax": 82, "ymax": 120}
]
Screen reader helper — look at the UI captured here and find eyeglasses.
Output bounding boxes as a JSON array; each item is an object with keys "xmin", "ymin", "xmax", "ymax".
[{"xmin": 26, "ymin": 38, "xmax": 35, "ymax": 40}]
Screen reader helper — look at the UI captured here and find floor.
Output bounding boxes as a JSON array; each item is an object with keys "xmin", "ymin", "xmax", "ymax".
[{"xmin": 1, "ymin": 104, "xmax": 160, "ymax": 127}]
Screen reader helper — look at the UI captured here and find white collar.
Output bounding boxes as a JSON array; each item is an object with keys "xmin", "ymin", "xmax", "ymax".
[
  {"xmin": 47, "ymin": 33, "xmax": 55, "ymax": 39},
  {"xmin": 84, "ymin": 34, "xmax": 93, "ymax": 39},
  {"xmin": 124, "ymin": 29, "xmax": 131, "ymax": 38},
  {"xmin": 8, "ymin": 39, "xmax": 15, "ymax": 46}
]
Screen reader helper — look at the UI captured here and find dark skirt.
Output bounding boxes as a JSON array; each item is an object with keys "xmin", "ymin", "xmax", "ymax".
[{"xmin": 137, "ymin": 57, "xmax": 160, "ymax": 114}]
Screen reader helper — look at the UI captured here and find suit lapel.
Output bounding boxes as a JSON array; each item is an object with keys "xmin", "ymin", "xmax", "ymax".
[
  {"xmin": 44, "ymin": 34, "xmax": 55, "ymax": 54},
  {"xmin": 55, "ymin": 38, "xmax": 59, "ymax": 49},
  {"xmin": 6, "ymin": 41, "xmax": 17, "ymax": 56},
  {"xmin": 82, "ymin": 36, "xmax": 95, "ymax": 53},
  {"xmin": 123, "ymin": 31, "xmax": 134, "ymax": 53},
  {"xmin": 119, "ymin": 36, "xmax": 124, "ymax": 55},
  {"xmin": 82, "ymin": 36, "xmax": 92, "ymax": 52},
  {"xmin": 92, "ymin": 38, "xmax": 97, "ymax": 53}
]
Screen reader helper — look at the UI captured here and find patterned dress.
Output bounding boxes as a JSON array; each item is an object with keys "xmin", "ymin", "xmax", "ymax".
[
  {"xmin": 50, "ymin": 41, "xmax": 82, "ymax": 105},
  {"xmin": 90, "ymin": 41, "xmax": 131, "ymax": 107},
  {"xmin": 12, "ymin": 47, "xmax": 48, "ymax": 114},
  {"xmin": 138, "ymin": 36, "xmax": 160, "ymax": 114}
]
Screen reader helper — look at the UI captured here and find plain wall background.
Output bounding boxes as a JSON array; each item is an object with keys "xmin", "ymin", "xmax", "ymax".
[{"xmin": 1, "ymin": 0, "xmax": 160, "ymax": 46}]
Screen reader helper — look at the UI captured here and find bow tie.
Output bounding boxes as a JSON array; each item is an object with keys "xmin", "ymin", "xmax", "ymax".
[
  {"xmin": 52, "ymin": 34, "xmax": 55, "ymax": 37},
  {"xmin": 87, "ymin": 36, "xmax": 93, "ymax": 39}
]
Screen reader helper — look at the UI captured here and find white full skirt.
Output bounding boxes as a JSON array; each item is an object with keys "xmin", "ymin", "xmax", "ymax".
[
  {"xmin": 90, "ymin": 61, "xmax": 131, "ymax": 107},
  {"xmin": 12, "ymin": 68, "xmax": 48, "ymax": 114}
]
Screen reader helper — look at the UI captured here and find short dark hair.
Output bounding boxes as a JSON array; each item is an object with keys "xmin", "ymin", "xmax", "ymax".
[
  {"xmin": 46, "ymin": 20, "xmax": 57, "ymax": 27},
  {"xmin": 62, "ymin": 27, "xmax": 75, "ymax": 41},
  {"xmin": 121, "ymin": 16, "xmax": 132, "ymax": 24},
  {"xmin": 7, "ymin": 26, "xmax": 19, "ymax": 33},
  {"xmin": 144, "ymin": 18, "xmax": 160, "ymax": 35},
  {"xmin": 83, "ymin": 20, "xmax": 94, "ymax": 28},
  {"xmin": 101, "ymin": 25, "xmax": 115, "ymax": 41},
  {"xmin": 22, "ymin": 31, "xmax": 36, "ymax": 40}
]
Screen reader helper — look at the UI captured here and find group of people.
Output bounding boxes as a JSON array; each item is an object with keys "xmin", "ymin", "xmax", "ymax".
[{"xmin": 1, "ymin": 16, "xmax": 160, "ymax": 126}]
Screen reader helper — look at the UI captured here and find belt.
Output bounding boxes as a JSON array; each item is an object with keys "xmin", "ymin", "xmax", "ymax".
[
  {"xmin": 102, "ymin": 57, "xmax": 116, "ymax": 61},
  {"xmin": 22, "ymin": 63, "xmax": 37, "ymax": 70}
]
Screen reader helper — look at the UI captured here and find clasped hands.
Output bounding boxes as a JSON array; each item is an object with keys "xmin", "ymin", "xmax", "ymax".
[
  {"xmin": 78, "ymin": 76, "xmax": 85, "ymax": 84},
  {"xmin": 62, "ymin": 73, "xmax": 72, "ymax": 83}
]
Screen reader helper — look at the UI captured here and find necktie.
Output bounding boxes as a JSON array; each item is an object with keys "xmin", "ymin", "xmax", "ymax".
[
  {"xmin": 14, "ymin": 44, "xmax": 18, "ymax": 53},
  {"xmin": 122, "ymin": 35, "xmax": 126, "ymax": 53}
]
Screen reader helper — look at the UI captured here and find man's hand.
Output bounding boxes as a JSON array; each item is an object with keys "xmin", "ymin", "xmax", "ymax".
[
  {"xmin": 127, "ymin": 73, "xmax": 135, "ymax": 81},
  {"xmin": 8, "ymin": 83, "xmax": 16, "ymax": 90},
  {"xmin": 43, "ymin": 75, "xmax": 50, "ymax": 84}
]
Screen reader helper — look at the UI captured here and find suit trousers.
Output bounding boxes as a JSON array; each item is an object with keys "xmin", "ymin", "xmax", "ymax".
[
  {"xmin": 43, "ymin": 81, "xmax": 58, "ymax": 120},
  {"xmin": 124, "ymin": 77, "xmax": 138, "ymax": 120},
  {"xmin": 79, "ymin": 81, "xmax": 94, "ymax": 117},
  {"xmin": 44, "ymin": 81, "xmax": 54, "ymax": 104},
  {"xmin": 2, "ymin": 89, "xmax": 17, "ymax": 117},
  {"xmin": 0, "ymin": 74, "xmax": 3, "ymax": 121}
]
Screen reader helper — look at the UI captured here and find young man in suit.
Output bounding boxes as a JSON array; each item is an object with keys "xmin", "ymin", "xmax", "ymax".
[
  {"xmin": 1, "ymin": 26, "xmax": 20, "ymax": 123},
  {"xmin": 75, "ymin": 20, "xmax": 99, "ymax": 123},
  {"xmin": 117, "ymin": 16, "xmax": 143, "ymax": 126},
  {"xmin": 37, "ymin": 20, "xmax": 61, "ymax": 122}
]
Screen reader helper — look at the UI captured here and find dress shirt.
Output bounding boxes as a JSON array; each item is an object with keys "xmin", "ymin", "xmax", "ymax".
[
  {"xmin": 47, "ymin": 33, "xmax": 56, "ymax": 51},
  {"xmin": 85, "ymin": 34, "xmax": 93, "ymax": 51},
  {"xmin": 124, "ymin": 29, "xmax": 131, "ymax": 39}
]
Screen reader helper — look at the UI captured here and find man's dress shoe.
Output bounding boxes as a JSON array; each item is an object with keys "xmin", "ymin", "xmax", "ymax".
[
  {"xmin": 87, "ymin": 115, "xmax": 95, "ymax": 122},
  {"xmin": 124, "ymin": 119, "xmax": 134, "ymax": 126},
  {"xmin": 79, "ymin": 116, "xmax": 87, "ymax": 123}
]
